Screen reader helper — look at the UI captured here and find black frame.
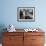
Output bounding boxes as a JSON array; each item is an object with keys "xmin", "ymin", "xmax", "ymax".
[{"xmin": 17, "ymin": 7, "xmax": 35, "ymax": 22}]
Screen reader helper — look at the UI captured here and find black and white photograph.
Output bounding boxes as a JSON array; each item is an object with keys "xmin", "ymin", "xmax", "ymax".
[{"xmin": 17, "ymin": 7, "xmax": 35, "ymax": 22}]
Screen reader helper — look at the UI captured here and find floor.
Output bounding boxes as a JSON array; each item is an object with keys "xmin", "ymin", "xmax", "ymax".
[{"xmin": 0, "ymin": 44, "xmax": 2, "ymax": 46}]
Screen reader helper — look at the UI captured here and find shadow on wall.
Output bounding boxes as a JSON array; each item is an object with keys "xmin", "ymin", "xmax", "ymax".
[{"xmin": 0, "ymin": 24, "xmax": 7, "ymax": 43}]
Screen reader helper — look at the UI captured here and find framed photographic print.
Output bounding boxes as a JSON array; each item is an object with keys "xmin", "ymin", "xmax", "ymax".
[{"xmin": 17, "ymin": 7, "xmax": 35, "ymax": 22}]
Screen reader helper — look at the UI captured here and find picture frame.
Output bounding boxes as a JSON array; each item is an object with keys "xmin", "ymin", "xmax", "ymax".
[{"xmin": 17, "ymin": 7, "xmax": 35, "ymax": 22}]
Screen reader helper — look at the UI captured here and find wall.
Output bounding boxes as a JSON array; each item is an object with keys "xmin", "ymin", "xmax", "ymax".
[{"xmin": 0, "ymin": 0, "xmax": 46, "ymax": 30}]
